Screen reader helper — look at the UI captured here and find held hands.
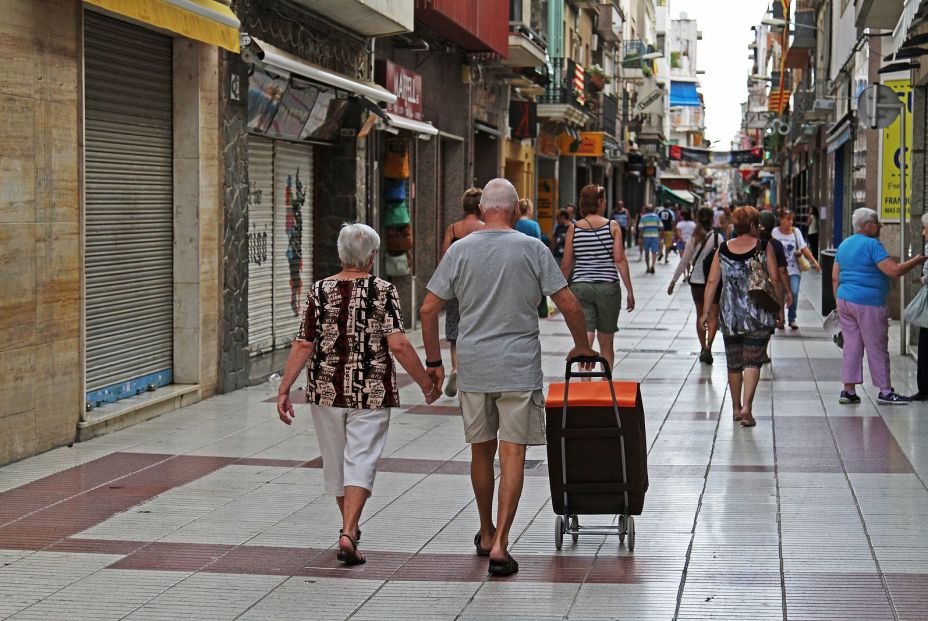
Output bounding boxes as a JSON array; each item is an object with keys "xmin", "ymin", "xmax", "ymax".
[
  {"xmin": 277, "ymin": 392, "xmax": 295, "ymax": 425},
  {"xmin": 419, "ymin": 375, "xmax": 441, "ymax": 404},
  {"xmin": 425, "ymin": 366, "xmax": 445, "ymax": 403}
]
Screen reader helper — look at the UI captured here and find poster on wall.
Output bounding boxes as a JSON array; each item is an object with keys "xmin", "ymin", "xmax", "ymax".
[{"xmin": 879, "ymin": 79, "xmax": 912, "ymax": 221}]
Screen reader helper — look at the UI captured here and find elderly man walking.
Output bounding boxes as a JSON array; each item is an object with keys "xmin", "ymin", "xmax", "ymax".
[{"xmin": 420, "ymin": 178, "xmax": 597, "ymax": 577}]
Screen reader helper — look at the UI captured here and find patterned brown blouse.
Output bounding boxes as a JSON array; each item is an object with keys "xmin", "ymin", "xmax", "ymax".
[{"xmin": 296, "ymin": 276, "xmax": 405, "ymax": 408}]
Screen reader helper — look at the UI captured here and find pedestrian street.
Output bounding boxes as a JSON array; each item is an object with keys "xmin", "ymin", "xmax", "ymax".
[{"xmin": 1, "ymin": 258, "xmax": 927, "ymax": 621}]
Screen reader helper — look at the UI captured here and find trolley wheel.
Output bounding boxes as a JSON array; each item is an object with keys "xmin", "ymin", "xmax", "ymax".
[
  {"xmin": 618, "ymin": 514, "xmax": 627, "ymax": 545},
  {"xmin": 570, "ymin": 515, "xmax": 579, "ymax": 544},
  {"xmin": 555, "ymin": 515, "xmax": 564, "ymax": 550},
  {"xmin": 628, "ymin": 516, "xmax": 636, "ymax": 552}
]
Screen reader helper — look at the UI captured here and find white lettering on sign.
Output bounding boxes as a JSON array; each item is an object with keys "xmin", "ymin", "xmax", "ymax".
[{"xmin": 393, "ymin": 73, "xmax": 420, "ymax": 105}]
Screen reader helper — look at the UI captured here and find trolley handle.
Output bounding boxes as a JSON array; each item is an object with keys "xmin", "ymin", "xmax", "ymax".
[{"xmin": 566, "ymin": 356, "xmax": 612, "ymax": 380}]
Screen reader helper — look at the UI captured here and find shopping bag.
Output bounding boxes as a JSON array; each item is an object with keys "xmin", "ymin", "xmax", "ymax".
[
  {"xmin": 822, "ymin": 309, "xmax": 840, "ymax": 334},
  {"xmin": 903, "ymin": 286, "xmax": 928, "ymax": 328}
]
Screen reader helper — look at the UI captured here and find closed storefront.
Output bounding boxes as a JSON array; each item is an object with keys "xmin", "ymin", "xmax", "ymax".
[
  {"xmin": 246, "ymin": 136, "xmax": 314, "ymax": 355},
  {"xmin": 84, "ymin": 12, "xmax": 174, "ymax": 406}
]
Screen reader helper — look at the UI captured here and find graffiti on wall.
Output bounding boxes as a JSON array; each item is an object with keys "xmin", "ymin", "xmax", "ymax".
[
  {"xmin": 247, "ymin": 181, "xmax": 268, "ymax": 265},
  {"xmin": 285, "ymin": 171, "xmax": 304, "ymax": 315}
]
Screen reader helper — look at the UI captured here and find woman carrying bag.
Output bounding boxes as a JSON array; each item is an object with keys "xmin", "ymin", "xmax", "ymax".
[
  {"xmin": 701, "ymin": 207, "xmax": 782, "ymax": 427},
  {"xmin": 771, "ymin": 209, "xmax": 820, "ymax": 330},
  {"xmin": 668, "ymin": 206, "xmax": 724, "ymax": 364}
]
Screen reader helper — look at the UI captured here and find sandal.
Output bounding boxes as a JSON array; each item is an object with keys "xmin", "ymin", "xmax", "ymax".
[
  {"xmin": 474, "ymin": 532, "xmax": 491, "ymax": 557},
  {"xmin": 488, "ymin": 552, "xmax": 519, "ymax": 577},
  {"xmin": 339, "ymin": 528, "xmax": 361, "ymax": 543},
  {"xmin": 740, "ymin": 417, "xmax": 757, "ymax": 428},
  {"xmin": 336, "ymin": 533, "xmax": 366, "ymax": 566}
]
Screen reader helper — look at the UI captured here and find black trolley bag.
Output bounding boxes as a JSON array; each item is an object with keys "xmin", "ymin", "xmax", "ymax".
[{"xmin": 544, "ymin": 356, "xmax": 648, "ymax": 550}]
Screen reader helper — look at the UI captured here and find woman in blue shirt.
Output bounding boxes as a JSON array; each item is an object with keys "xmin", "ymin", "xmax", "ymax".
[{"xmin": 833, "ymin": 208, "xmax": 926, "ymax": 405}]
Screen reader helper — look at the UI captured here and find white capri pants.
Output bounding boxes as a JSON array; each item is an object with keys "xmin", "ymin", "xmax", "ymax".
[{"xmin": 310, "ymin": 405, "xmax": 391, "ymax": 495}]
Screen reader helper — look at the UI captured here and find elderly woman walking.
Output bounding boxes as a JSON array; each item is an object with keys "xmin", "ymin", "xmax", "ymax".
[
  {"xmin": 833, "ymin": 208, "xmax": 926, "ymax": 405},
  {"xmin": 702, "ymin": 206, "xmax": 782, "ymax": 427},
  {"xmin": 560, "ymin": 184, "xmax": 635, "ymax": 372},
  {"xmin": 276, "ymin": 223, "xmax": 438, "ymax": 565}
]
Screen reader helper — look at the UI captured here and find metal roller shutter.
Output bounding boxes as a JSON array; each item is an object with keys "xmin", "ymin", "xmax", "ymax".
[
  {"xmin": 84, "ymin": 12, "xmax": 174, "ymax": 400},
  {"xmin": 247, "ymin": 136, "xmax": 275, "ymax": 353},
  {"xmin": 272, "ymin": 141, "xmax": 314, "ymax": 347}
]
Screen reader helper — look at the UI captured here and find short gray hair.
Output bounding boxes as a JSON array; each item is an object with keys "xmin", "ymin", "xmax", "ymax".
[
  {"xmin": 337, "ymin": 223, "xmax": 380, "ymax": 268},
  {"xmin": 852, "ymin": 208, "xmax": 878, "ymax": 232},
  {"xmin": 480, "ymin": 178, "xmax": 519, "ymax": 213},
  {"xmin": 921, "ymin": 212, "xmax": 928, "ymax": 227}
]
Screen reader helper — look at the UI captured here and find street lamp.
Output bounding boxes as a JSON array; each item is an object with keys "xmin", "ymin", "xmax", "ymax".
[{"xmin": 639, "ymin": 52, "xmax": 663, "ymax": 61}]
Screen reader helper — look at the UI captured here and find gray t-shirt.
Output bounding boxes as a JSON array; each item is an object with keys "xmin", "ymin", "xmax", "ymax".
[{"xmin": 427, "ymin": 229, "xmax": 568, "ymax": 393}]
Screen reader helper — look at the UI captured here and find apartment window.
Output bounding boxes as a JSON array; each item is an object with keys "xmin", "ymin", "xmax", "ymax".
[{"xmin": 510, "ymin": 0, "xmax": 522, "ymax": 22}]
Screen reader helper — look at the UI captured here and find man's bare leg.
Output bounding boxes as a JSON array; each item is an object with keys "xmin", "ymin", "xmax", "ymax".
[
  {"xmin": 471, "ymin": 439, "xmax": 498, "ymax": 549},
  {"xmin": 489, "ymin": 440, "xmax": 526, "ymax": 562}
]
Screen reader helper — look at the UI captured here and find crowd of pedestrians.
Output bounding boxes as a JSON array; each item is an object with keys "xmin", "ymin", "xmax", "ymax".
[{"xmin": 274, "ymin": 178, "xmax": 927, "ymax": 576}]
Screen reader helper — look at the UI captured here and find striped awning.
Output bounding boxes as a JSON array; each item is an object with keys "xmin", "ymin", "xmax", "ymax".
[
  {"xmin": 768, "ymin": 89, "xmax": 792, "ymax": 113},
  {"xmin": 85, "ymin": 0, "xmax": 240, "ymax": 52}
]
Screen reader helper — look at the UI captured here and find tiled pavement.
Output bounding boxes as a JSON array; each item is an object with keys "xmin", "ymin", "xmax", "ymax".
[{"xmin": 2, "ymin": 256, "xmax": 928, "ymax": 620}]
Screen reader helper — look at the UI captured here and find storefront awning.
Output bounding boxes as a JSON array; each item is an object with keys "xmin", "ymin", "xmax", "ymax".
[
  {"xmin": 669, "ymin": 81, "xmax": 701, "ymax": 108},
  {"xmin": 245, "ymin": 37, "xmax": 397, "ymax": 105},
  {"xmin": 85, "ymin": 0, "xmax": 240, "ymax": 52},
  {"xmin": 658, "ymin": 185, "xmax": 695, "ymax": 206},
  {"xmin": 386, "ymin": 112, "xmax": 439, "ymax": 138}
]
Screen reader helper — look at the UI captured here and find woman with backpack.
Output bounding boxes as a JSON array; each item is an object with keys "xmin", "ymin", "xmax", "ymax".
[{"xmin": 667, "ymin": 206, "xmax": 724, "ymax": 364}]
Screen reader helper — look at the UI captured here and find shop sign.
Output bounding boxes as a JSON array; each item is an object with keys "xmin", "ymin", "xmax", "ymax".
[
  {"xmin": 558, "ymin": 131, "xmax": 604, "ymax": 157},
  {"xmin": 879, "ymin": 79, "xmax": 912, "ymax": 221},
  {"xmin": 509, "ymin": 101, "xmax": 537, "ymax": 139},
  {"xmin": 635, "ymin": 77, "xmax": 663, "ymax": 115},
  {"xmin": 537, "ymin": 177, "xmax": 557, "ymax": 234},
  {"xmin": 375, "ymin": 59, "xmax": 422, "ymax": 120}
]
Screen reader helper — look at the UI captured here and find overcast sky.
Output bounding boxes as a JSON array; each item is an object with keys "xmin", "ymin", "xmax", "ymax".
[{"xmin": 669, "ymin": 0, "xmax": 771, "ymax": 148}]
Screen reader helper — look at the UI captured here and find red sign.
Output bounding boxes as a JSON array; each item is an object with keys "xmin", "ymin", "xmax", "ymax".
[{"xmin": 375, "ymin": 60, "xmax": 422, "ymax": 121}]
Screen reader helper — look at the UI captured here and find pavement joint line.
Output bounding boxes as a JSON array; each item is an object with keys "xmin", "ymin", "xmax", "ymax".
[
  {"xmin": 769, "ymin": 342, "xmax": 788, "ymax": 621},
  {"xmin": 810, "ymin": 336, "xmax": 901, "ymax": 621},
  {"xmin": 235, "ymin": 417, "xmax": 467, "ymax": 620}
]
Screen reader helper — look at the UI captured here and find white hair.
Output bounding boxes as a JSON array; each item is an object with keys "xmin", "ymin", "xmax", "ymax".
[
  {"xmin": 480, "ymin": 178, "xmax": 519, "ymax": 213},
  {"xmin": 921, "ymin": 212, "xmax": 928, "ymax": 227},
  {"xmin": 852, "ymin": 208, "xmax": 879, "ymax": 232},
  {"xmin": 337, "ymin": 223, "xmax": 380, "ymax": 268}
]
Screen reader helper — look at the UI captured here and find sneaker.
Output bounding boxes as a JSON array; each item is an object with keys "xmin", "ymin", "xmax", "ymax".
[
  {"xmin": 878, "ymin": 389, "xmax": 911, "ymax": 405},
  {"xmin": 839, "ymin": 391, "xmax": 861, "ymax": 405},
  {"xmin": 790, "ymin": 322, "xmax": 799, "ymax": 330},
  {"xmin": 444, "ymin": 371, "xmax": 458, "ymax": 398}
]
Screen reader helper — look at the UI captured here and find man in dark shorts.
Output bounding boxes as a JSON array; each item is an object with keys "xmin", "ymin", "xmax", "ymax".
[{"xmin": 656, "ymin": 203, "xmax": 676, "ymax": 263}]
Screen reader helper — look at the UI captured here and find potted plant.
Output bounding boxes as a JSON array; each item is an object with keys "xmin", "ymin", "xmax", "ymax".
[{"xmin": 587, "ymin": 65, "xmax": 611, "ymax": 91}]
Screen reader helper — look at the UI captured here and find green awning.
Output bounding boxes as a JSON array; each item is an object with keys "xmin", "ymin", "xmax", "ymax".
[{"xmin": 658, "ymin": 184, "xmax": 695, "ymax": 206}]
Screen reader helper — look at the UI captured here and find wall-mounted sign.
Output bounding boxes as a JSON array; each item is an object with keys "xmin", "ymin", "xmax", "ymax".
[
  {"xmin": 635, "ymin": 77, "xmax": 663, "ymax": 115},
  {"xmin": 509, "ymin": 101, "xmax": 538, "ymax": 139},
  {"xmin": 558, "ymin": 131, "xmax": 604, "ymax": 157},
  {"xmin": 375, "ymin": 59, "xmax": 422, "ymax": 120}
]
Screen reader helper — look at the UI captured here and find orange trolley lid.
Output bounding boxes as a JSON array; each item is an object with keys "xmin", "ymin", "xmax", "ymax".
[{"xmin": 546, "ymin": 381, "xmax": 638, "ymax": 408}]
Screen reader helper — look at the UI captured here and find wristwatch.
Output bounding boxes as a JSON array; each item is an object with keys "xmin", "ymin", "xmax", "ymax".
[{"xmin": 426, "ymin": 359, "xmax": 443, "ymax": 368}]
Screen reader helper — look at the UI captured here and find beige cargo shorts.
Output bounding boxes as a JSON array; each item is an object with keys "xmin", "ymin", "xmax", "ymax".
[{"xmin": 458, "ymin": 390, "xmax": 547, "ymax": 446}]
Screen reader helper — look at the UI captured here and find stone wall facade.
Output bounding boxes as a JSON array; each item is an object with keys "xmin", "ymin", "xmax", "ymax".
[
  {"xmin": 220, "ymin": 52, "xmax": 251, "ymax": 392},
  {"xmin": 0, "ymin": 0, "xmax": 82, "ymax": 465}
]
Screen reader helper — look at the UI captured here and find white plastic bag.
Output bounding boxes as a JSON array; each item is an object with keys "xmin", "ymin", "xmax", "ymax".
[{"xmin": 822, "ymin": 309, "xmax": 840, "ymax": 334}]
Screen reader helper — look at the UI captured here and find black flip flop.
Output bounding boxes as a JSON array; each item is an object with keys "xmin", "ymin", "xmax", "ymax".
[
  {"xmin": 336, "ymin": 533, "xmax": 366, "ymax": 566},
  {"xmin": 474, "ymin": 532, "xmax": 491, "ymax": 557},
  {"xmin": 488, "ymin": 552, "xmax": 519, "ymax": 577}
]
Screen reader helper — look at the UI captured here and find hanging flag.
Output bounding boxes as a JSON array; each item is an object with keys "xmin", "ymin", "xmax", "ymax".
[
  {"xmin": 768, "ymin": 90, "xmax": 792, "ymax": 113},
  {"xmin": 574, "ymin": 64, "xmax": 586, "ymax": 106}
]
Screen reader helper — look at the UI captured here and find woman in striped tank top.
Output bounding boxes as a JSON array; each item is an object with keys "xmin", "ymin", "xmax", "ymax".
[{"xmin": 560, "ymin": 185, "xmax": 636, "ymax": 372}]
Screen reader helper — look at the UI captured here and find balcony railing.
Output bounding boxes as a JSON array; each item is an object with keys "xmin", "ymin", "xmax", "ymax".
[
  {"xmin": 509, "ymin": 21, "xmax": 547, "ymax": 50},
  {"xmin": 622, "ymin": 39, "xmax": 655, "ymax": 75},
  {"xmin": 540, "ymin": 57, "xmax": 592, "ymax": 111}
]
